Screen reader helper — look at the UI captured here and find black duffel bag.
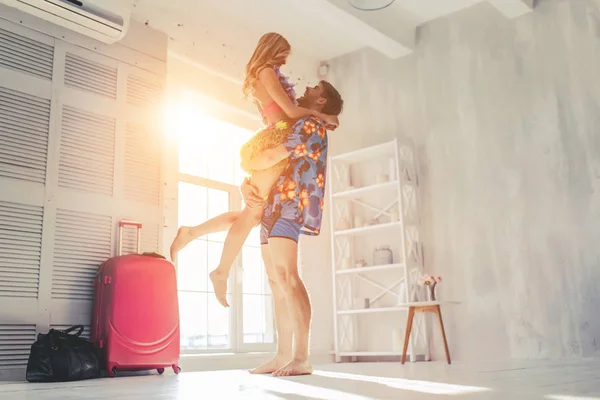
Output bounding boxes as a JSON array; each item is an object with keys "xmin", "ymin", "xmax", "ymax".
[{"xmin": 26, "ymin": 325, "xmax": 101, "ymax": 382}]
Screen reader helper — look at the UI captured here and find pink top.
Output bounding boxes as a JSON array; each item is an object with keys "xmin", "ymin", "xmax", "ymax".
[{"xmin": 258, "ymin": 65, "xmax": 298, "ymax": 121}]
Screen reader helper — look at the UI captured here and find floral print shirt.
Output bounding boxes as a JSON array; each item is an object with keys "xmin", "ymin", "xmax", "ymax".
[{"xmin": 263, "ymin": 117, "xmax": 328, "ymax": 236}]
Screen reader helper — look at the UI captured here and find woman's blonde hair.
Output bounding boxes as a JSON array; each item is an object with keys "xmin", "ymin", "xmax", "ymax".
[{"xmin": 242, "ymin": 32, "xmax": 291, "ymax": 97}]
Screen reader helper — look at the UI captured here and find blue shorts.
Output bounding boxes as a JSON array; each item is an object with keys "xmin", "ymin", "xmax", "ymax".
[{"xmin": 260, "ymin": 215, "xmax": 302, "ymax": 245}]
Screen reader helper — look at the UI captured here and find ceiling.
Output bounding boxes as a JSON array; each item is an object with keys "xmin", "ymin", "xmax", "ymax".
[{"xmin": 132, "ymin": 0, "xmax": 532, "ymax": 82}]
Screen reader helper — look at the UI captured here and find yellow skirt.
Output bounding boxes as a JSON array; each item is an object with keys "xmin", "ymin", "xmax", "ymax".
[{"xmin": 240, "ymin": 121, "xmax": 293, "ymax": 174}]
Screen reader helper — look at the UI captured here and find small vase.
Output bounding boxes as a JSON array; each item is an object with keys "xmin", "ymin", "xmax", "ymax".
[{"xmin": 428, "ymin": 283, "xmax": 437, "ymax": 301}]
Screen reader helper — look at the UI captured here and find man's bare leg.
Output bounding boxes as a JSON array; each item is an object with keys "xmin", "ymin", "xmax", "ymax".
[
  {"xmin": 169, "ymin": 211, "xmax": 240, "ymax": 262},
  {"xmin": 268, "ymin": 237, "xmax": 313, "ymax": 377},
  {"xmin": 210, "ymin": 206, "xmax": 262, "ymax": 307},
  {"xmin": 249, "ymin": 245, "xmax": 294, "ymax": 374}
]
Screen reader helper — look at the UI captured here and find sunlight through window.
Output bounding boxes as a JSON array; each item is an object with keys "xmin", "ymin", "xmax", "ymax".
[
  {"xmin": 165, "ymin": 89, "xmax": 249, "ymax": 185},
  {"xmin": 313, "ymin": 370, "xmax": 491, "ymax": 395},
  {"xmin": 177, "ymin": 371, "xmax": 373, "ymax": 400},
  {"xmin": 249, "ymin": 374, "xmax": 373, "ymax": 400},
  {"xmin": 165, "ymin": 88, "xmax": 275, "ymax": 353}
]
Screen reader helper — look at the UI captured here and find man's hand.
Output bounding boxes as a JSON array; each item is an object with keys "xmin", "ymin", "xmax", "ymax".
[{"xmin": 240, "ymin": 178, "xmax": 263, "ymax": 208}]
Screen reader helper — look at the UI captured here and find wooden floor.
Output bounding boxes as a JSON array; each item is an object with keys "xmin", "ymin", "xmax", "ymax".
[{"xmin": 1, "ymin": 359, "xmax": 599, "ymax": 399}]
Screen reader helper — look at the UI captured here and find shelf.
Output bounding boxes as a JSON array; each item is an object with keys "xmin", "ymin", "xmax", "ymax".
[
  {"xmin": 334, "ymin": 221, "xmax": 402, "ymax": 236},
  {"xmin": 331, "ymin": 140, "xmax": 396, "ymax": 164},
  {"xmin": 336, "ymin": 263, "xmax": 405, "ymax": 275},
  {"xmin": 329, "ymin": 139, "xmax": 428, "ymax": 365},
  {"xmin": 333, "ymin": 181, "xmax": 398, "ymax": 199},
  {"xmin": 337, "ymin": 301, "xmax": 461, "ymax": 315},
  {"xmin": 338, "ymin": 306, "xmax": 409, "ymax": 315}
]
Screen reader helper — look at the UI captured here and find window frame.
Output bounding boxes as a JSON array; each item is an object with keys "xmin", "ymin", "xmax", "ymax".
[{"xmin": 177, "ymin": 160, "xmax": 275, "ymax": 355}]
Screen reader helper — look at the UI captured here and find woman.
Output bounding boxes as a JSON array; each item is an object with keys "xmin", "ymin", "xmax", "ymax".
[{"xmin": 170, "ymin": 32, "xmax": 339, "ymax": 307}]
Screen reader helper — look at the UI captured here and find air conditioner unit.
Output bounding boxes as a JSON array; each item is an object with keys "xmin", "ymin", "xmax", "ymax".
[{"xmin": 0, "ymin": 0, "xmax": 132, "ymax": 43}]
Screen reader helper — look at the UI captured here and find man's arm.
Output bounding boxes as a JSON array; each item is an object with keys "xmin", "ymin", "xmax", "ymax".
[{"xmin": 240, "ymin": 177, "xmax": 264, "ymax": 207}]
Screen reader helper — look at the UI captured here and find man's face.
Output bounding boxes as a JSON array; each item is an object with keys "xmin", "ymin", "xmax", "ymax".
[{"xmin": 297, "ymin": 83, "xmax": 326, "ymax": 109}]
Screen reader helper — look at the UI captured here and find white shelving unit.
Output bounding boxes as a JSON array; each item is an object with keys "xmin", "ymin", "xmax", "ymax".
[{"xmin": 328, "ymin": 138, "xmax": 428, "ymax": 363}]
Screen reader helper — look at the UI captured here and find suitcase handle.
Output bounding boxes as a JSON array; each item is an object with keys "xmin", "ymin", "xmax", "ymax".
[{"xmin": 118, "ymin": 220, "xmax": 143, "ymax": 256}]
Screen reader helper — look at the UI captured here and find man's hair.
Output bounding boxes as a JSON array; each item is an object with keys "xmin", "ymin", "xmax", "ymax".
[{"xmin": 320, "ymin": 80, "xmax": 344, "ymax": 116}]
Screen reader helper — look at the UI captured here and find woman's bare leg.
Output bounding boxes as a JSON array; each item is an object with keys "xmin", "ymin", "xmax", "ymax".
[
  {"xmin": 210, "ymin": 206, "xmax": 263, "ymax": 307},
  {"xmin": 210, "ymin": 163, "xmax": 286, "ymax": 307},
  {"xmin": 170, "ymin": 211, "xmax": 241, "ymax": 262}
]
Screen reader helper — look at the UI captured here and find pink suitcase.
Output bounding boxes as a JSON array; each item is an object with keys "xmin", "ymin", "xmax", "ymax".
[{"xmin": 91, "ymin": 221, "xmax": 181, "ymax": 376}]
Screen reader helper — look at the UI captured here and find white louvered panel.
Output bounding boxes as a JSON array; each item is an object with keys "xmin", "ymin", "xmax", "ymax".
[
  {"xmin": 0, "ymin": 87, "xmax": 50, "ymax": 184},
  {"xmin": 0, "ymin": 201, "xmax": 42, "ymax": 298},
  {"xmin": 58, "ymin": 106, "xmax": 115, "ymax": 195},
  {"xmin": 143, "ymin": 222, "xmax": 160, "ymax": 254},
  {"xmin": 0, "ymin": 324, "xmax": 36, "ymax": 370},
  {"xmin": 50, "ymin": 325, "xmax": 90, "ymax": 339},
  {"xmin": 126, "ymin": 74, "xmax": 163, "ymax": 109},
  {"xmin": 120, "ymin": 222, "xmax": 159, "ymax": 255},
  {"xmin": 52, "ymin": 210, "xmax": 111, "ymax": 301},
  {"xmin": 0, "ymin": 27, "xmax": 53, "ymax": 80},
  {"xmin": 124, "ymin": 123, "xmax": 161, "ymax": 205},
  {"xmin": 64, "ymin": 53, "xmax": 117, "ymax": 99}
]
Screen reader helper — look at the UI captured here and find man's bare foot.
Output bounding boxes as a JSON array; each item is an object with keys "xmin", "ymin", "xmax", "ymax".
[
  {"xmin": 170, "ymin": 227, "xmax": 193, "ymax": 263},
  {"xmin": 272, "ymin": 359, "xmax": 313, "ymax": 377},
  {"xmin": 209, "ymin": 269, "xmax": 229, "ymax": 307},
  {"xmin": 249, "ymin": 356, "xmax": 289, "ymax": 374}
]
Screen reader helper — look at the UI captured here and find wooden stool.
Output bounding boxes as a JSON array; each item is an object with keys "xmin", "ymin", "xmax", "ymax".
[{"xmin": 401, "ymin": 303, "xmax": 451, "ymax": 364}]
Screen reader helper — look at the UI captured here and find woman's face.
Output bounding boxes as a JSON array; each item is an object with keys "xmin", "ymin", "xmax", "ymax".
[{"xmin": 278, "ymin": 49, "xmax": 290, "ymax": 65}]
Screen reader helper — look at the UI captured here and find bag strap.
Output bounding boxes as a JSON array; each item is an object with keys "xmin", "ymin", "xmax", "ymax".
[
  {"xmin": 61, "ymin": 325, "xmax": 84, "ymax": 337},
  {"xmin": 45, "ymin": 325, "xmax": 85, "ymax": 350}
]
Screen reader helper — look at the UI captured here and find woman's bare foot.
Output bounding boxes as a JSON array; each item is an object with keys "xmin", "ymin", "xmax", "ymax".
[
  {"xmin": 272, "ymin": 359, "xmax": 313, "ymax": 377},
  {"xmin": 249, "ymin": 355, "xmax": 289, "ymax": 374},
  {"xmin": 209, "ymin": 269, "xmax": 229, "ymax": 307},
  {"xmin": 170, "ymin": 227, "xmax": 193, "ymax": 263}
]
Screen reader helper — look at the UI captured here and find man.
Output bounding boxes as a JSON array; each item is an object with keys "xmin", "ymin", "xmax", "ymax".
[{"xmin": 241, "ymin": 81, "xmax": 343, "ymax": 377}]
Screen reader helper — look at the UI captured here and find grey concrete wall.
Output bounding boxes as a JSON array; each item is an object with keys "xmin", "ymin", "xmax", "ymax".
[{"xmin": 328, "ymin": 0, "xmax": 600, "ymax": 360}]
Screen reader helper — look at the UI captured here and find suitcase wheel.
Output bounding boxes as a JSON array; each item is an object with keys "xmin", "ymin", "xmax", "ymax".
[
  {"xmin": 173, "ymin": 365, "xmax": 182, "ymax": 374},
  {"xmin": 108, "ymin": 366, "xmax": 117, "ymax": 377},
  {"xmin": 157, "ymin": 368, "xmax": 165, "ymax": 375}
]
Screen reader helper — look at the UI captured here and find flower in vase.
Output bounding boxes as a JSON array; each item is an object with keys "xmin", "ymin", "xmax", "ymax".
[
  {"xmin": 419, "ymin": 274, "xmax": 432, "ymax": 286},
  {"xmin": 419, "ymin": 274, "xmax": 442, "ymax": 286}
]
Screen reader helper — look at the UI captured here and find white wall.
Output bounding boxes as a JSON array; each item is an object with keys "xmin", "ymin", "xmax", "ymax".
[
  {"xmin": 328, "ymin": 0, "xmax": 600, "ymax": 361},
  {"xmin": 299, "ymin": 211, "xmax": 334, "ymax": 356}
]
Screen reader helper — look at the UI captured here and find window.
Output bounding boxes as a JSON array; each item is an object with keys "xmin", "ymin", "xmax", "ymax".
[{"xmin": 168, "ymin": 89, "xmax": 274, "ymax": 353}]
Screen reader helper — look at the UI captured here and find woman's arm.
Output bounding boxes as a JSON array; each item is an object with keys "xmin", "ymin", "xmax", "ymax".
[{"xmin": 258, "ymin": 68, "xmax": 338, "ymax": 129}]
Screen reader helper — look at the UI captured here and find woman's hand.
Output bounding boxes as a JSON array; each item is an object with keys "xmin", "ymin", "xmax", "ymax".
[
  {"xmin": 240, "ymin": 178, "xmax": 263, "ymax": 208},
  {"xmin": 322, "ymin": 115, "xmax": 339, "ymax": 131}
]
